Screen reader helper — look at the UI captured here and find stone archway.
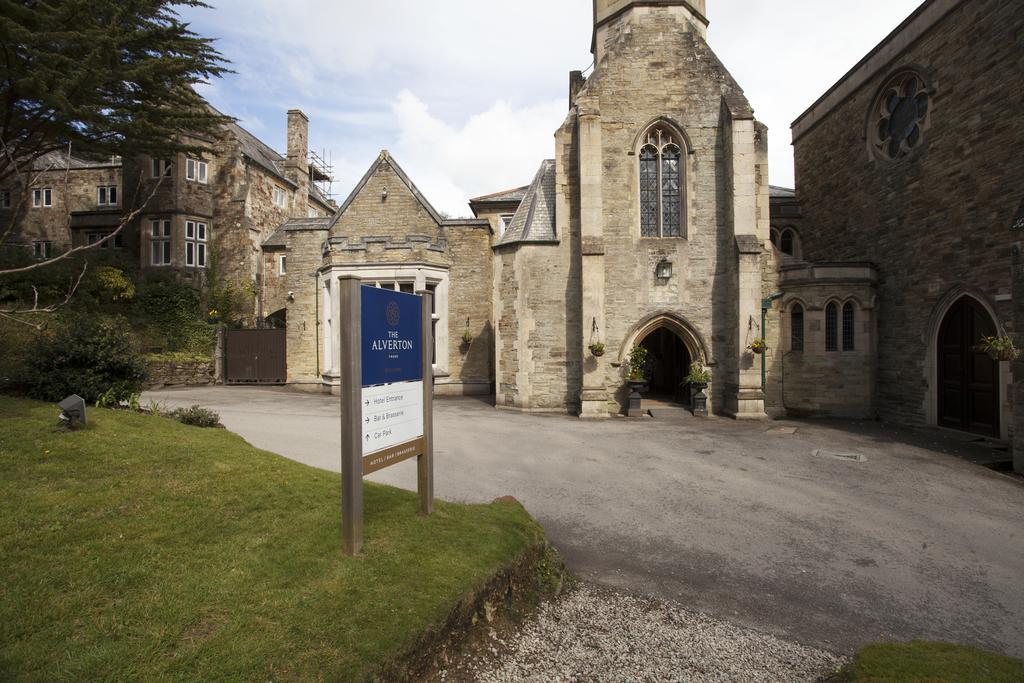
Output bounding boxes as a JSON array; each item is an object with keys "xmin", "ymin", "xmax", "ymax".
[
  {"xmin": 936, "ymin": 296, "xmax": 999, "ymax": 436},
  {"xmin": 619, "ymin": 312, "xmax": 709, "ymax": 404}
]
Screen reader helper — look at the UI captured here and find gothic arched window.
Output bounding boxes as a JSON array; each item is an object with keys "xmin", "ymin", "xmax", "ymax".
[
  {"xmin": 842, "ymin": 302, "xmax": 855, "ymax": 351},
  {"xmin": 639, "ymin": 126, "xmax": 685, "ymax": 238},
  {"xmin": 791, "ymin": 303, "xmax": 804, "ymax": 352},
  {"xmin": 825, "ymin": 302, "xmax": 839, "ymax": 352}
]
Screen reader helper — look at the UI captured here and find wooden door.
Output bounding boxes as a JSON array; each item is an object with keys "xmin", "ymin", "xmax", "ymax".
[{"xmin": 937, "ymin": 297, "xmax": 999, "ymax": 436}]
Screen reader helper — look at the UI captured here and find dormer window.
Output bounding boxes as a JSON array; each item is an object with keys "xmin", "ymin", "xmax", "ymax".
[{"xmin": 638, "ymin": 126, "xmax": 685, "ymax": 238}]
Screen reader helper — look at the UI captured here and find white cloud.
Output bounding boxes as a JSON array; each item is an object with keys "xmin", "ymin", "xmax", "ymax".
[{"xmin": 382, "ymin": 91, "xmax": 566, "ymax": 217}]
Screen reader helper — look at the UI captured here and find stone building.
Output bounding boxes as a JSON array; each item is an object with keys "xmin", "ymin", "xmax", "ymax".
[
  {"xmin": 0, "ymin": 107, "xmax": 335, "ymax": 323},
  {"xmin": 785, "ymin": 0, "xmax": 1023, "ymax": 441}
]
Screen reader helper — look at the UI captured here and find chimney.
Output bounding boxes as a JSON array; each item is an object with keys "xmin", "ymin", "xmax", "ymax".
[{"xmin": 285, "ymin": 109, "xmax": 310, "ymax": 211}]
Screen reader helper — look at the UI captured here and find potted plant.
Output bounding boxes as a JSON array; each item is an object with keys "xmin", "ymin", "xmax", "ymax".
[
  {"xmin": 684, "ymin": 361, "xmax": 711, "ymax": 390},
  {"xmin": 748, "ymin": 338, "xmax": 767, "ymax": 355},
  {"xmin": 979, "ymin": 335, "xmax": 1019, "ymax": 362},
  {"xmin": 589, "ymin": 342, "xmax": 606, "ymax": 357},
  {"xmin": 626, "ymin": 345, "xmax": 649, "ymax": 383}
]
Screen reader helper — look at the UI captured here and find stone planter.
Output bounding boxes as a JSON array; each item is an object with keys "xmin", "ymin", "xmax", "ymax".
[
  {"xmin": 690, "ymin": 382, "xmax": 708, "ymax": 417},
  {"xmin": 626, "ymin": 378, "xmax": 646, "ymax": 416}
]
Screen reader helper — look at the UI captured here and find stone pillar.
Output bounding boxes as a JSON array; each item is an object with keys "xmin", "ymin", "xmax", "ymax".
[
  {"xmin": 729, "ymin": 117, "xmax": 767, "ymax": 419},
  {"xmin": 331, "ymin": 273, "xmax": 342, "ymax": 380},
  {"xmin": 577, "ymin": 95, "xmax": 610, "ymax": 418},
  {"xmin": 1012, "ymin": 243, "xmax": 1024, "ymax": 473}
]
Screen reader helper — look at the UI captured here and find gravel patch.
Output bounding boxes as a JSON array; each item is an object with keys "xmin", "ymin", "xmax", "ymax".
[{"xmin": 439, "ymin": 584, "xmax": 846, "ymax": 682}]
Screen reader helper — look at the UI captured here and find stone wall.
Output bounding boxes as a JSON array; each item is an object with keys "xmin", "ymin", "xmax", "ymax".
[
  {"xmin": 145, "ymin": 356, "xmax": 216, "ymax": 387},
  {"xmin": 0, "ymin": 161, "xmax": 123, "ymax": 253},
  {"xmin": 444, "ymin": 222, "xmax": 494, "ymax": 395},
  {"xmin": 792, "ymin": 0, "xmax": 1022, "ymax": 435},
  {"xmin": 283, "ymin": 228, "xmax": 329, "ymax": 387},
  {"xmin": 775, "ymin": 263, "xmax": 878, "ymax": 418}
]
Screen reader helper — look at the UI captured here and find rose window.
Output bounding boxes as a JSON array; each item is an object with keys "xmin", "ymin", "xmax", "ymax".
[{"xmin": 872, "ymin": 71, "xmax": 930, "ymax": 160}]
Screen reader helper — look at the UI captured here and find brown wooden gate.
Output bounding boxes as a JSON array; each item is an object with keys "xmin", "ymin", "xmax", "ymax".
[
  {"xmin": 225, "ymin": 328, "xmax": 286, "ymax": 384},
  {"xmin": 937, "ymin": 297, "xmax": 999, "ymax": 436}
]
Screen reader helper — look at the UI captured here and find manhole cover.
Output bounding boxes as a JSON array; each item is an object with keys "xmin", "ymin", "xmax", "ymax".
[{"xmin": 813, "ymin": 449, "xmax": 867, "ymax": 462}]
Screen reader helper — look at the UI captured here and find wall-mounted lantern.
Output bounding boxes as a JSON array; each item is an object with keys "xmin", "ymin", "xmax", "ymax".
[
  {"xmin": 381, "ymin": 187, "xmax": 389, "ymax": 201},
  {"xmin": 655, "ymin": 258, "xmax": 673, "ymax": 280}
]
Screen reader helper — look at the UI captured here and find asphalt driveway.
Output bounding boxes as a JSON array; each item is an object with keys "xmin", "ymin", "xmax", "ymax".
[{"xmin": 144, "ymin": 385, "xmax": 1024, "ymax": 658}]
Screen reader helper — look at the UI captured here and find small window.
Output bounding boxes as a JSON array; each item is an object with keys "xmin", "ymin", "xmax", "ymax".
[
  {"xmin": 184, "ymin": 220, "xmax": 208, "ymax": 268},
  {"xmin": 825, "ymin": 303, "xmax": 839, "ymax": 352},
  {"xmin": 186, "ymin": 158, "xmax": 208, "ymax": 184},
  {"xmin": 0, "ymin": 190, "xmax": 10, "ymax": 209},
  {"xmin": 32, "ymin": 188, "xmax": 52, "ymax": 208},
  {"xmin": 278, "ymin": 255, "xmax": 287, "ymax": 275},
  {"xmin": 498, "ymin": 214, "xmax": 515, "ymax": 236},
  {"xmin": 97, "ymin": 186, "xmax": 118, "ymax": 206},
  {"xmin": 780, "ymin": 230, "xmax": 794, "ymax": 256},
  {"xmin": 87, "ymin": 231, "xmax": 123, "ymax": 249},
  {"xmin": 32, "ymin": 241, "xmax": 53, "ymax": 259},
  {"xmin": 152, "ymin": 158, "xmax": 173, "ymax": 178},
  {"xmin": 150, "ymin": 219, "xmax": 172, "ymax": 266},
  {"xmin": 307, "ymin": 206, "xmax": 318, "ymax": 218},
  {"xmin": 272, "ymin": 186, "xmax": 287, "ymax": 208},
  {"xmin": 791, "ymin": 304, "xmax": 804, "ymax": 352},
  {"xmin": 842, "ymin": 302, "xmax": 855, "ymax": 352}
]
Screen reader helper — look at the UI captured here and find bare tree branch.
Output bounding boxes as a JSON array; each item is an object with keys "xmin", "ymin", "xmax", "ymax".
[{"xmin": 0, "ymin": 261, "xmax": 89, "ymax": 329}]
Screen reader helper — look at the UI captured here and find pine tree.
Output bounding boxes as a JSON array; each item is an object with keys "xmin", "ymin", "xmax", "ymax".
[{"xmin": 0, "ymin": 0, "xmax": 232, "ymax": 184}]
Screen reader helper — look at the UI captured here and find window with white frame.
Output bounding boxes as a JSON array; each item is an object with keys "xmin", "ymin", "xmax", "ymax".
[
  {"xmin": 87, "ymin": 231, "xmax": 123, "ymax": 249},
  {"xmin": 186, "ymin": 158, "xmax": 208, "ymax": 183},
  {"xmin": 33, "ymin": 241, "xmax": 52, "ymax": 259},
  {"xmin": 32, "ymin": 188, "xmax": 52, "ymax": 208},
  {"xmin": 498, "ymin": 214, "xmax": 515, "ymax": 237},
  {"xmin": 272, "ymin": 186, "xmax": 287, "ymax": 208},
  {"xmin": 150, "ymin": 219, "xmax": 172, "ymax": 266},
  {"xmin": 278, "ymin": 254, "xmax": 287, "ymax": 275},
  {"xmin": 0, "ymin": 190, "xmax": 10, "ymax": 208},
  {"xmin": 97, "ymin": 185, "xmax": 118, "ymax": 206},
  {"xmin": 325, "ymin": 270, "xmax": 449, "ymax": 376},
  {"xmin": 151, "ymin": 158, "xmax": 173, "ymax": 178},
  {"xmin": 184, "ymin": 220, "xmax": 208, "ymax": 268}
]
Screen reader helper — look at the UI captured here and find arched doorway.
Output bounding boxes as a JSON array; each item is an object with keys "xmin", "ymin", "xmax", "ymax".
[
  {"xmin": 937, "ymin": 296, "xmax": 999, "ymax": 436},
  {"xmin": 638, "ymin": 327, "xmax": 692, "ymax": 403}
]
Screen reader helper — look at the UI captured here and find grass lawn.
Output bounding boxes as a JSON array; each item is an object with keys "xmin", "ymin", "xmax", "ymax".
[
  {"xmin": 833, "ymin": 640, "xmax": 1024, "ymax": 682},
  {"xmin": 0, "ymin": 396, "xmax": 546, "ymax": 680}
]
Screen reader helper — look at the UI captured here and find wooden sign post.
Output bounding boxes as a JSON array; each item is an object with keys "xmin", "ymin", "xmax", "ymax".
[{"xmin": 339, "ymin": 276, "xmax": 433, "ymax": 556}]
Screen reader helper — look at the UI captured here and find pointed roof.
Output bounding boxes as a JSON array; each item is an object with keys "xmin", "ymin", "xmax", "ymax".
[
  {"xmin": 328, "ymin": 150, "xmax": 444, "ymax": 230},
  {"xmin": 495, "ymin": 160, "xmax": 557, "ymax": 247}
]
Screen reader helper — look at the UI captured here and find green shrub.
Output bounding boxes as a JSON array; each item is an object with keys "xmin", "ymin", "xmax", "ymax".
[
  {"xmin": 171, "ymin": 404, "xmax": 220, "ymax": 428},
  {"xmin": 20, "ymin": 314, "xmax": 146, "ymax": 403}
]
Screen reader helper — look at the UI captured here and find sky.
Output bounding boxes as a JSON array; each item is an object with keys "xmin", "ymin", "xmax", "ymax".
[{"xmin": 181, "ymin": 0, "xmax": 924, "ymax": 217}]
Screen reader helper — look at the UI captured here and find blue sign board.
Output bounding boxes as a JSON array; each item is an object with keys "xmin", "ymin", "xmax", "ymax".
[{"xmin": 360, "ymin": 285, "xmax": 423, "ymax": 387}]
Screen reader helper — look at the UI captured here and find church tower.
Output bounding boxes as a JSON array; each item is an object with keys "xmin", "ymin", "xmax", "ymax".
[
  {"xmin": 493, "ymin": 0, "xmax": 771, "ymax": 419},
  {"xmin": 592, "ymin": 1, "xmax": 709, "ymax": 61}
]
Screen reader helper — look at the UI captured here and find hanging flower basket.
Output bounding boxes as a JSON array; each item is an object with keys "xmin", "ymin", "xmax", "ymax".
[
  {"xmin": 979, "ymin": 335, "xmax": 1019, "ymax": 362},
  {"xmin": 461, "ymin": 331, "xmax": 474, "ymax": 345},
  {"xmin": 748, "ymin": 338, "xmax": 767, "ymax": 355},
  {"xmin": 589, "ymin": 342, "xmax": 606, "ymax": 357}
]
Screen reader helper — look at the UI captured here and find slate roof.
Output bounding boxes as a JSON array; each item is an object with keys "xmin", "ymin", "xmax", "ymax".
[
  {"xmin": 769, "ymin": 185, "xmax": 796, "ymax": 198},
  {"xmin": 31, "ymin": 150, "xmax": 121, "ymax": 170},
  {"xmin": 469, "ymin": 185, "xmax": 529, "ymax": 204},
  {"xmin": 495, "ymin": 160, "xmax": 557, "ymax": 247},
  {"xmin": 262, "ymin": 216, "xmax": 332, "ymax": 247}
]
